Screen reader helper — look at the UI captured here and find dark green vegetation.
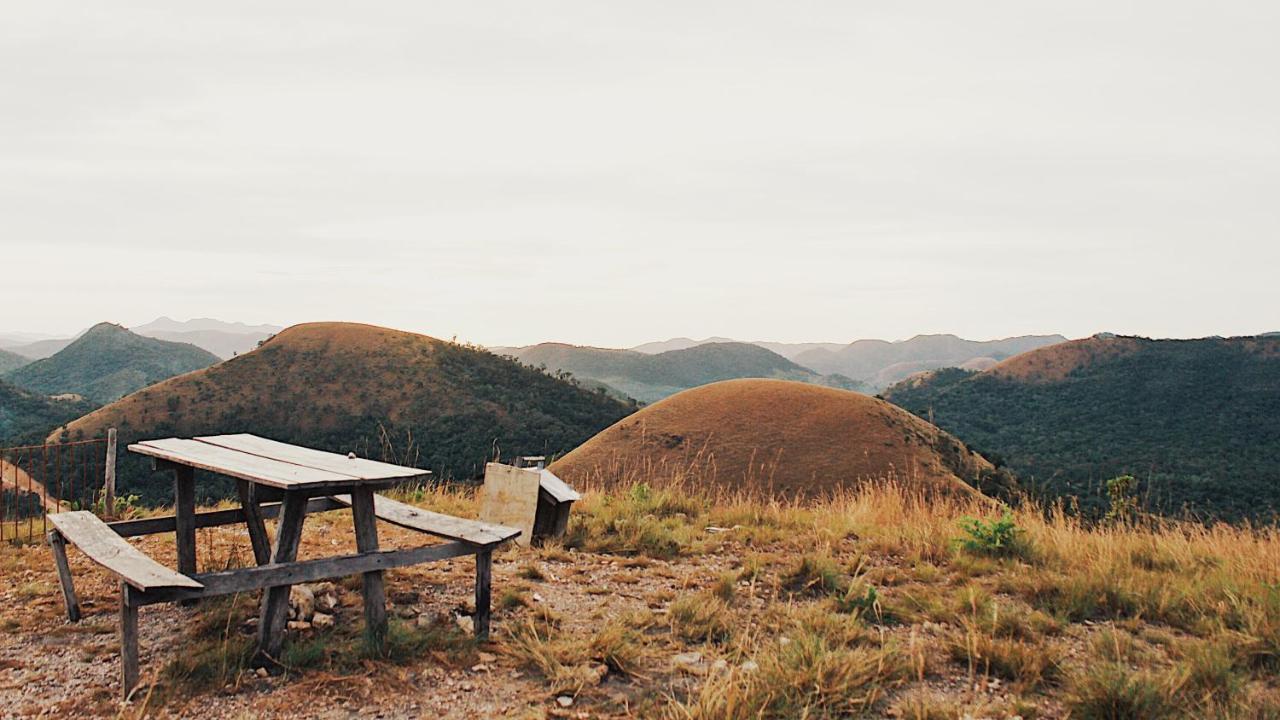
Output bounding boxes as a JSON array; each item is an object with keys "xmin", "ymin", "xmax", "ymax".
[
  {"xmin": 795, "ymin": 333, "xmax": 1066, "ymax": 390},
  {"xmin": 501, "ymin": 341, "xmax": 865, "ymax": 403},
  {"xmin": 0, "ymin": 379, "xmax": 94, "ymax": 446},
  {"xmin": 0, "ymin": 349, "xmax": 29, "ymax": 375},
  {"xmin": 884, "ymin": 335, "xmax": 1280, "ymax": 520},
  {"xmin": 4, "ymin": 323, "xmax": 219, "ymax": 404},
  {"xmin": 59, "ymin": 322, "xmax": 635, "ymax": 505}
]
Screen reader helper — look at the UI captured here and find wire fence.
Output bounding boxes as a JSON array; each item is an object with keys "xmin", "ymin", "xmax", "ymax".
[{"xmin": 1, "ymin": 438, "xmax": 110, "ymax": 543}]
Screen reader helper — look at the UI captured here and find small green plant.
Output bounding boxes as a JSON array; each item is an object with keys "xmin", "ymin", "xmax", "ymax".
[
  {"xmin": 1105, "ymin": 475, "xmax": 1139, "ymax": 524},
  {"xmin": 783, "ymin": 550, "xmax": 845, "ymax": 596},
  {"xmin": 955, "ymin": 512, "xmax": 1022, "ymax": 558},
  {"xmin": 1065, "ymin": 662, "xmax": 1173, "ymax": 719},
  {"xmin": 834, "ymin": 583, "xmax": 881, "ymax": 620}
]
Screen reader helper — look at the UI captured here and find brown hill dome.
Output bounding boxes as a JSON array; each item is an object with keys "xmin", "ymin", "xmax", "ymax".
[{"xmin": 550, "ymin": 379, "xmax": 1008, "ymax": 500}]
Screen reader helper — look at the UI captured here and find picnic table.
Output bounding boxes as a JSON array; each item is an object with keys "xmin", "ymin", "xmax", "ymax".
[{"xmin": 46, "ymin": 434, "xmax": 521, "ymax": 697}]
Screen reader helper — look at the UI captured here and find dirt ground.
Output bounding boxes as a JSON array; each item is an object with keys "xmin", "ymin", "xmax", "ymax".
[{"xmin": 0, "ymin": 510, "xmax": 725, "ymax": 719}]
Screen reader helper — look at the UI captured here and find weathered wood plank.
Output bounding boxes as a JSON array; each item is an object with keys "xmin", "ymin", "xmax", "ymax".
[
  {"xmin": 132, "ymin": 541, "xmax": 478, "ymax": 606},
  {"xmin": 330, "ymin": 493, "xmax": 520, "ymax": 547},
  {"xmin": 174, "ymin": 465, "xmax": 197, "ymax": 576},
  {"xmin": 197, "ymin": 434, "xmax": 431, "ymax": 483},
  {"xmin": 538, "ymin": 468, "xmax": 581, "ymax": 503},
  {"xmin": 351, "ymin": 487, "xmax": 388, "ymax": 652},
  {"xmin": 120, "ymin": 582, "xmax": 139, "ymax": 699},
  {"xmin": 237, "ymin": 479, "xmax": 272, "ymax": 565},
  {"xmin": 49, "ymin": 512, "xmax": 203, "ymax": 590},
  {"xmin": 107, "ymin": 497, "xmax": 346, "ymax": 538},
  {"xmin": 48, "ymin": 530, "xmax": 81, "ymax": 622},
  {"xmin": 129, "ymin": 438, "xmax": 361, "ymax": 490},
  {"xmin": 475, "ymin": 549, "xmax": 492, "ymax": 641},
  {"xmin": 257, "ymin": 491, "xmax": 307, "ymax": 661}
]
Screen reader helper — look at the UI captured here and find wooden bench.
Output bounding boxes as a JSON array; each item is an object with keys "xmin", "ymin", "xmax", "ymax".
[{"xmin": 50, "ymin": 489, "xmax": 519, "ymax": 697}]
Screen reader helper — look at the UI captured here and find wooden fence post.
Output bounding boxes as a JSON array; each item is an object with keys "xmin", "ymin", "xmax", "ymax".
[{"xmin": 103, "ymin": 428, "xmax": 117, "ymax": 516}]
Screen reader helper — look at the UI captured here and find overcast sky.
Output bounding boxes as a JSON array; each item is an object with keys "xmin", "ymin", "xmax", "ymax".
[{"xmin": 2, "ymin": 1, "xmax": 1277, "ymax": 347}]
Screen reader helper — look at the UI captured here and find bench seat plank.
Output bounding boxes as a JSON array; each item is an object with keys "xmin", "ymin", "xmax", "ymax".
[
  {"xmin": 329, "ymin": 494, "xmax": 521, "ymax": 546},
  {"xmin": 49, "ymin": 512, "xmax": 203, "ymax": 591},
  {"xmin": 196, "ymin": 434, "xmax": 431, "ymax": 483}
]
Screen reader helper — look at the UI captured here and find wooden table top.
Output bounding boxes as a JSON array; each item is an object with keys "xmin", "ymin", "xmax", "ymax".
[{"xmin": 128, "ymin": 434, "xmax": 432, "ymax": 491}]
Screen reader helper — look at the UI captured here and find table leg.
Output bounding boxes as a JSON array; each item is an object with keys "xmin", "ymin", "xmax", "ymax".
[
  {"xmin": 351, "ymin": 487, "xmax": 388, "ymax": 654},
  {"xmin": 256, "ymin": 490, "xmax": 308, "ymax": 663},
  {"xmin": 173, "ymin": 466, "xmax": 197, "ymax": 576},
  {"xmin": 236, "ymin": 479, "xmax": 272, "ymax": 566},
  {"xmin": 119, "ymin": 582, "xmax": 139, "ymax": 699},
  {"xmin": 475, "ymin": 549, "xmax": 493, "ymax": 641}
]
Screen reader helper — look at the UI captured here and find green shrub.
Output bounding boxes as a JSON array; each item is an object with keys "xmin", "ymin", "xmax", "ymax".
[{"xmin": 954, "ymin": 512, "xmax": 1023, "ymax": 558}]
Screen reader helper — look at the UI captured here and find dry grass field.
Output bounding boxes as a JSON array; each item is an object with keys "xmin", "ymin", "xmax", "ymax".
[{"xmin": 2, "ymin": 473, "xmax": 1279, "ymax": 718}]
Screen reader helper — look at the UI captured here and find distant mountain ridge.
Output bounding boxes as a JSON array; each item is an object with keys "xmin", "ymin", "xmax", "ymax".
[
  {"xmin": 794, "ymin": 334, "xmax": 1068, "ymax": 389},
  {"xmin": 133, "ymin": 317, "xmax": 282, "ymax": 335},
  {"xmin": 3, "ymin": 323, "xmax": 219, "ymax": 404},
  {"xmin": 0, "ymin": 349, "xmax": 29, "ymax": 375},
  {"xmin": 501, "ymin": 342, "xmax": 865, "ymax": 403},
  {"xmin": 883, "ymin": 334, "xmax": 1280, "ymax": 520},
  {"xmin": 2, "ymin": 318, "xmax": 282, "ymax": 360},
  {"xmin": 619, "ymin": 333, "xmax": 1067, "ymax": 390},
  {"xmin": 132, "ymin": 317, "xmax": 282, "ymax": 359}
]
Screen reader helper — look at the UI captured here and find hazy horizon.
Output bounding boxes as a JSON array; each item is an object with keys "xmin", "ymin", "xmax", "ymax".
[{"xmin": 5, "ymin": 2, "xmax": 1277, "ymax": 347}]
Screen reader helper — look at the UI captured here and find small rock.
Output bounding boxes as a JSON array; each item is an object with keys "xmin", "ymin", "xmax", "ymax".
[
  {"xmin": 287, "ymin": 620, "xmax": 312, "ymax": 631},
  {"xmin": 711, "ymin": 659, "xmax": 729, "ymax": 672},
  {"xmin": 255, "ymin": 667, "xmax": 269, "ymax": 679},
  {"xmin": 673, "ymin": 652, "xmax": 706, "ymax": 675},
  {"xmin": 416, "ymin": 613, "xmax": 435, "ymax": 628},
  {"xmin": 455, "ymin": 614, "xmax": 473, "ymax": 633},
  {"xmin": 471, "ymin": 664, "xmax": 489, "ymax": 673},
  {"xmin": 556, "ymin": 696, "xmax": 574, "ymax": 708},
  {"xmin": 312, "ymin": 612, "xmax": 335, "ymax": 629},
  {"xmin": 290, "ymin": 585, "xmax": 316, "ymax": 622},
  {"xmin": 740, "ymin": 660, "xmax": 759, "ymax": 672},
  {"xmin": 779, "ymin": 636, "xmax": 791, "ymax": 646},
  {"xmin": 477, "ymin": 651, "xmax": 498, "ymax": 663},
  {"xmin": 532, "ymin": 593, "xmax": 545, "ymax": 603}
]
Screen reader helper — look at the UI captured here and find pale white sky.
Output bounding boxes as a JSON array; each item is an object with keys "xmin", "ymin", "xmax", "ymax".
[{"xmin": 2, "ymin": 1, "xmax": 1277, "ymax": 347}]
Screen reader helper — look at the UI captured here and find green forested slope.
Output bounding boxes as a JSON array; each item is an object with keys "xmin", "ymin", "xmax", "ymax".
[{"xmin": 884, "ymin": 336, "xmax": 1280, "ymax": 520}]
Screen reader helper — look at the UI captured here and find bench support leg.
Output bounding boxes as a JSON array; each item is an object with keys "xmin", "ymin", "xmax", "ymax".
[
  {"xmin": 173, "ymin": 466, "xmax": 197, "ymax": 576},
  {"xmin": 351, "ymin": 487, "xmax": 388, "ymax": 654},
  {"xmin": 48, "ymin": 530, "xmax": 81, "ymax": 622},
  {"xmin": 236, "ymin": 479, "xmax": 272, "ymax": 566},
  {"xmin": 256, "ymin": 491, "xmax": 307, "ymax": 664},
  {"xmin": 120, "ymin": 582, "xmax": 139, "ymax": 699},
  {"xmin": 475, "ymin": 549, "xmax": 492, "ymax": 641}
]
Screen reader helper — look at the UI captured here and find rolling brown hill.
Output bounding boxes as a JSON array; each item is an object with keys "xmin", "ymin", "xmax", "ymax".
[
  {"xmin": 59, "ymin": 322, "xmax": 634, "ymax": 503},
  {"xmin": 550, "ymin": 379, "xmax": 1012, "ymax": 500}
]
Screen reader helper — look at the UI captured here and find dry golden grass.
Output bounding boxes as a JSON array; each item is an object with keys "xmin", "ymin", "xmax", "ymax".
[{"xmin": 8, "ymin": 470, "xmax": 1280, "ymax": 717}]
